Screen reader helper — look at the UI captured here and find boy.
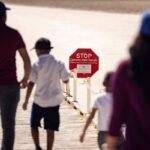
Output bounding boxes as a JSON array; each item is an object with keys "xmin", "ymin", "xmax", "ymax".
[
  {"xmin": 23, "ymin": 37, "xmax": 69, "ymax": 150},
  {"xmin": 79, "ymin": 72, "xmax": 124, "ymax": 150}
]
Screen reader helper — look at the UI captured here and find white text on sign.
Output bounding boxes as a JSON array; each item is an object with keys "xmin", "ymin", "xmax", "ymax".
[{"xmin": 76, "ymin": 53, "xmax": 92, "ymax": 59}]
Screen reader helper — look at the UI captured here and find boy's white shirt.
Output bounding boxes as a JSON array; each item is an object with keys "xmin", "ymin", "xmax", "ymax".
[
  {"xmin": 29, "ymin": 54, "xmax": 69, "ymax": 107},
  {"xmin": 93, "ymin": 92, "xmax": 112, "ymax": 131}
]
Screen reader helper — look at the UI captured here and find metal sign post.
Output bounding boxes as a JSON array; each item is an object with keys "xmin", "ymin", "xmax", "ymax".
[
  {"xmin": 87, "ymin": 77, "xmax": 91, "ymax": 113},
  {"xmin": 73, "ymin": 69, "xmax": 77, "ymax": 102}
]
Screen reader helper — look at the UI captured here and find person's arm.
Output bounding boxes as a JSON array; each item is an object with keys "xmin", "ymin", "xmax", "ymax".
[
  {"xmin": 80, "ymin": 108, "xmax": 97, "ymax": 143},
  {"xmin": 22, "ymin": 81, "xmax": 34, "ymax": 110},
  {"xmin": 59, "ymin": 62, "xmax": 69, "ymax": 84},
  {"xmin": 105, "ymin": 135, "xmax": 118, "ymax": 150},
  {"xmin": 18, "ymin": 48, "xmax": 31, "ymax": 88},
  {"xmin": 107, "ymin": 61, "xmax": 129, "ymax": 149}
]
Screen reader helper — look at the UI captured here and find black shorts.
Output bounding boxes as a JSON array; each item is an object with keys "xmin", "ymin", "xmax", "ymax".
[{"xmin": 30, "ymin": 103, "xmax": 60, "ymax": 131}]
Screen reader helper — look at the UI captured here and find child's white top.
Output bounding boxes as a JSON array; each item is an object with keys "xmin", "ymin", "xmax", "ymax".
[
  {"xmin": 93, "ymin": 92, "xmax": 112, "ymax": 131},
  {"xmin": 29, "ymin": 54, "xmax": 69, "ymax": 107}
]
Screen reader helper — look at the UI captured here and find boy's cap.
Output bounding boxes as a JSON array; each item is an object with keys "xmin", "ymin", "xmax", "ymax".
[
  {"xmin": 140, "ymin": 10, "xmax": 150, "ymax": 36},
  {"xmin": 32, "ymin": 38, "xmax": 53, "ymax": 50},
  {"xmin": 0, "ymin": 1, "xmax": 10, "ymax": 13}
]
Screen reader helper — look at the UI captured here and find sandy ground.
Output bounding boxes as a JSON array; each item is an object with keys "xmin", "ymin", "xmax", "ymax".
[{"xmin": 4, "ymin": 0, "xmax": 150, "ymax": 14}]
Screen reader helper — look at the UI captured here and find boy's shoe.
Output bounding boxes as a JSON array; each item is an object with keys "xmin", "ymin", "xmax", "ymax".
[{"xmin": 36, "ymin": 146, "xmax": 42, "ymax": 150}]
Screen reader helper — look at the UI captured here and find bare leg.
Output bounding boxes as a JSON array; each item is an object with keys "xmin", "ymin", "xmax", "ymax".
[
  {"xmin": 47, "ymin": 129, "xmax": 54, "ymax": 150},
  {"xmin": 31, "ymin": 127, "xmax": 42, "ymax": 149}
]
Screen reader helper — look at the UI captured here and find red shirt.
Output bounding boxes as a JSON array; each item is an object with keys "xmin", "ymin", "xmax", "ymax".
[
  {"xmin": 0, "ymin": 22, "xmax": 26, "ymax": 85},
  {"xmin": 109, "ymin": 60, "xmax": 150, "ymax": 150}
]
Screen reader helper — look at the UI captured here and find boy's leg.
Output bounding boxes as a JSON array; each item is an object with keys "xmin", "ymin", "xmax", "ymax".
[
  {"xmin": 98, "ymin": 131, "xmax": 107, "ymax": 149},
  {"xmin": 30, "ymin": 103, "xmax": 43, "ymax": 150},
  {"xmin": 46, "ymin": 129, "xmax": 54, "ymax": 150},
  {"xmin": 31, "ymin": 127, "xmax": 42, "ymax": 149},
  {"xmin": 44, "ymin": 105, "xmax": 60, "ymax": 150}
]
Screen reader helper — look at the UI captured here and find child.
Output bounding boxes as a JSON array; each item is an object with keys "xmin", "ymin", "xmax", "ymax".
[
  {"xmin": 79, "ymin": 72, "xmax": 123, "ymax": 150},
  {"xmin": 22, "ymin": 37, "xmax": 69, "ymax": 150}
]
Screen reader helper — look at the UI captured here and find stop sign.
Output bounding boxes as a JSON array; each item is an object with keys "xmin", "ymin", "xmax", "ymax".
[{"xmin": 69, "ymin": 48, "xmax": 99, "ymax": 78}]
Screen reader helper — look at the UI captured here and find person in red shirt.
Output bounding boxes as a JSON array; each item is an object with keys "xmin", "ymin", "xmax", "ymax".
[
  {"xmin": 0, "ymin": 2, "xmax": 31, "ymax": 150},
  {"xmin": 106, "ymin": 10, "xmax": 150, "ymax": 150}
]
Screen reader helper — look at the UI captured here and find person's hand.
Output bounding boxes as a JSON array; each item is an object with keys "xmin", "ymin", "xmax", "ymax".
[
  {"xmin": 20, "ymin": 77, "xmax": 28, "ymax": 88},
  {"xmin": 101, "ymin": 143, "xmax": 108, "ymax": 150},
  {"xmin": 79, "ymin": 132, "xmax": 85, "ymax": 143},
  {"xmin": 22, "ymin": 102, "xmax": 28, "ymax": 110}
]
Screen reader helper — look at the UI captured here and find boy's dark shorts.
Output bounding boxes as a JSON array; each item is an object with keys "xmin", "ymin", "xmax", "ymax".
[{"xmin": 30, "ymin": 103, "xmax": 60, "ymax": 131}]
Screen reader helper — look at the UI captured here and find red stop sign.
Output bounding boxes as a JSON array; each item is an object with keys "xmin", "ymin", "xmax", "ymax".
[{"xmin": 69, "ymin": 48, "xmax": 99, "ymax": 78}]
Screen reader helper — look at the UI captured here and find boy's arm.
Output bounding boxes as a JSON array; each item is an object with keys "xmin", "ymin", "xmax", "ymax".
[
  {"xmin": 22, "ymin": 81, "xmax": 35, "ymax": 110},
  {"xmin": 79, "ymin": 108, "xmax": 97, "ymax": 143},
  {"xmin": 59, "ymin": 63, "xmax": 69, "ymax": 84}
]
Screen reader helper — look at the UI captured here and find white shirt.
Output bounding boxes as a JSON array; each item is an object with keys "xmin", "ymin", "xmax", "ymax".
[
  {"xmin": 29, "ymin": 54, "xmax": 69, "ymax": 107},
  {"xmin": 93, "ymin": 92, "xmax": 112, "ymax": 131}
]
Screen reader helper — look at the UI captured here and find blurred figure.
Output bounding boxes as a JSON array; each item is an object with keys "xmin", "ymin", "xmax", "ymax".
[
  {"xmin": 79, "ymin": 72, "xmax": 124, "ymax": 150},
  {"xmin": 22, "ymin": 38, "xmax": 69, "ymax": 150},
  {"xmin": 0, "ymin": 1, "xmax": 31, "ymax": 150},
  {"xmin": 107, "ymin": 10, "xmax": 150, "ymax": 150}
]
